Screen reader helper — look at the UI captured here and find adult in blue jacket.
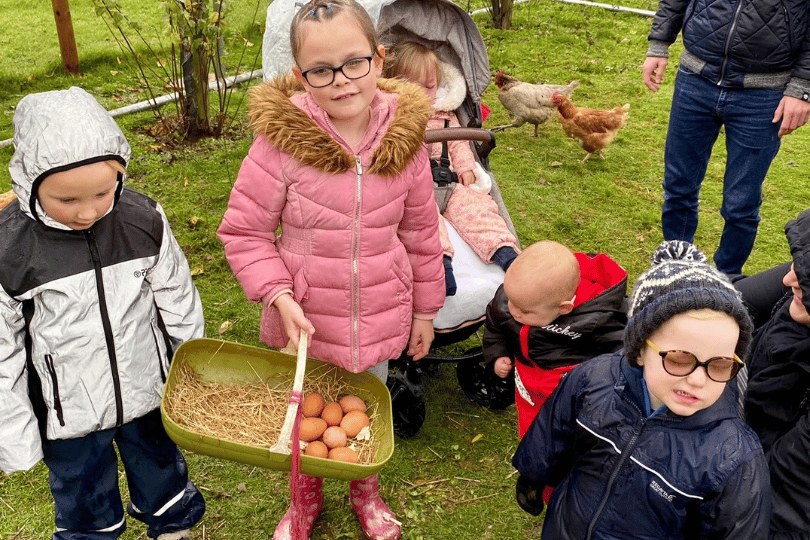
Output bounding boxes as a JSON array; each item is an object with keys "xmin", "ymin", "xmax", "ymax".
[
  {"xmin": 642, "ymin": 0, "xmax": 810, "ymax": 275},
  {"xmin": 513, "ymin": 241, "xmax": 771, "ymax": 539}
]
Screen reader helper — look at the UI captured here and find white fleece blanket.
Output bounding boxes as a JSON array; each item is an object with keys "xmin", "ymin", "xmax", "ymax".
[{"xmin": 434, "ymin": 220, "xmax": 505, "ymax": 331}]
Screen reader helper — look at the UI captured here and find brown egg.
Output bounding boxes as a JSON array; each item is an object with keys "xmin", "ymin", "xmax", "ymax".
[
  {"xmin": 339, "ymin": 395, "xmax": 367, "ymax": 414},
  {"xmin": 322, "ymin": 426, "xmax": 347, "ymax": 449},
  {"xmin": 299, "ymin": 417, "xmax": 327, "ymax": 442},
  {"xmin": 328, "ymin": 446, "xmax": 359, "ymax": 463},
  {"xmin": 320, "ymin": 402, "xmax": 344, "ymax": 426},
  {"xmin": 302, "ymin": 392, "xmax": 325, "ymax": 418},
  {"xmin": 304, "ymin": 440, "xmax": 328, "ymax": 458},
  {"xmin": 340, "ymin": 410, "xmax": 370, "ymax": 437}
]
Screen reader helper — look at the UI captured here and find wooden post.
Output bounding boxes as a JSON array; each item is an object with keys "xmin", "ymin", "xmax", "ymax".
[{"xmin": 52, "ymin": 0, "xmax": 79, "ymax": 74}]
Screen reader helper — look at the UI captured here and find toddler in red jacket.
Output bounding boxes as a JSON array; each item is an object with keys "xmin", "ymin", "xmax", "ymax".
[{"xmin": 483, "ymin": 240, "xmax": 628, "ymax": 437}]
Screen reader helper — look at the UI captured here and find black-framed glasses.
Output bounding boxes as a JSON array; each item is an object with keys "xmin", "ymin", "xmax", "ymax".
[
  {"xmin": 299, "ymin": 56, "xmax": 374, "ymax": 88},
  {"xmin": 645, "ymin": 340, "xmax": 743, "ymax": 382}
]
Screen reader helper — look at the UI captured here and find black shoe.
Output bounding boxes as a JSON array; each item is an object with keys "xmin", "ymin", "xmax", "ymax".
[{"xmin": 456, "ymin": 358, "xmax": 515, "ymax": 410}]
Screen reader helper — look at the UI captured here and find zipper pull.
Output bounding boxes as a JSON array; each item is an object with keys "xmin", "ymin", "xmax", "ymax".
[{"xmin": 355, "ymin": 155, "xmax": 362, "ymax": 175}]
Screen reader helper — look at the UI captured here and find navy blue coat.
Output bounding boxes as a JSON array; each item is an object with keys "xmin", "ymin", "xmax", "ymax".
[
  {"xmin": 649, "ymin": 0, "xmax": 810, "ymax": 87},
  {"xmin": 513, "ymin": 351, "xmax": 771, "ymax": 540}
]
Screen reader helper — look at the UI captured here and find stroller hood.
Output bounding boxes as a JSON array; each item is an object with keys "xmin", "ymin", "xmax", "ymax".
[{"xmin": 262, "ymin": 0, "xmax": 489, "ymax": 125}]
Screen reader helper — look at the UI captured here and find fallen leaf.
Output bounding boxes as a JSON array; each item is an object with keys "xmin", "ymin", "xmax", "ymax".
[
  {"xmin": 218, "ymin": 320, "xmax": 233, "ymax": 334},
  {"xmin": 636, "ymin": 234, "xmax": 645, "ymax": 243},
  {"xmin": 551, "ymin": 161, "xmax": 563, "ymax": 167},
  {"xmin": 471, "ymin": 433, "xmax": 484, "ymax": 444},
  {"xmin": 190, "ymin": 265, "xmax": 204, "ymax": 276}
]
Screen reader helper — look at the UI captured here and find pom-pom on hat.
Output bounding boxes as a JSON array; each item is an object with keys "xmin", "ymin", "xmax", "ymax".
[{"xmin": 624, "ymin": 240, "xmax": 753, "ymax": 367}]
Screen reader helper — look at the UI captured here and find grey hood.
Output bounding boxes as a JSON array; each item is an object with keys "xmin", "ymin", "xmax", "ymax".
[{"xmin": 8, "ymin": 87, "xmax": 130, "ymax": 228}]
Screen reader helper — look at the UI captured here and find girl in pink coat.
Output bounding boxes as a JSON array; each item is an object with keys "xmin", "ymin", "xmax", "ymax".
[{"xmin": 216, "ymin": 1, "xmax": 444, "ymax": 539}]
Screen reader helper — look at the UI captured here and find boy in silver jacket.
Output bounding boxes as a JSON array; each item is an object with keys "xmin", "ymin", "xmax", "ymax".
[{"xmin": 0, "ymin": 87, "xmax": 205, "ymax": 540}]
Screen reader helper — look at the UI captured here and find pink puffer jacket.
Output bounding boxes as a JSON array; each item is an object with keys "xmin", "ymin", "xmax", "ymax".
[
  {"xmin": 427, "ymin": 110, "xmax": 476, "ymax": 176},
  {"xmin": 218, "ymin": 76, "xmax": 445, "ymax": 372}
]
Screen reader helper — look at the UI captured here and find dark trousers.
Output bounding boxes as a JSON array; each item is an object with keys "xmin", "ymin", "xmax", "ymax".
[{"xmin": 42, "ymin": 409, "xmax": 205, "ymax": 539}]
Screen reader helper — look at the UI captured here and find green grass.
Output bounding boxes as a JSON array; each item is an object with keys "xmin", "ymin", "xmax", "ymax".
[{"xmin": 1, "ymin": 0, "xmax": 809, "ymax": 538}]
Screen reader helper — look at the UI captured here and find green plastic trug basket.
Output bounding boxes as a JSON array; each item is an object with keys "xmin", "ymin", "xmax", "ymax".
[{"xmin": 161, "ymin": 338, "xmax": 394, "ymax": 481}]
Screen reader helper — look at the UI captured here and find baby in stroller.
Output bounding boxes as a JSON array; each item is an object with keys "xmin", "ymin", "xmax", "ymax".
[{"xmin": 383, "ymin": 40, "xmax": 520, "ymax": 296}]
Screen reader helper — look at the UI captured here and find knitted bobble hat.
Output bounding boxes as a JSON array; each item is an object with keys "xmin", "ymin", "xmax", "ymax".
[{"xmin": 624, "ymin": 240, "xmax": 753, "ymax": 367}]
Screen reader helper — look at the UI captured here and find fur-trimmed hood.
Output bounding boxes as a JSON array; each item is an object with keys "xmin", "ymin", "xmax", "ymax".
[
  {"xmin": 247, "ymin": 75, "xmax": 431, "ymax": 177},
  {"xmin": 433, "ymin": 61, "xmax": 467, "ymax": 113}
]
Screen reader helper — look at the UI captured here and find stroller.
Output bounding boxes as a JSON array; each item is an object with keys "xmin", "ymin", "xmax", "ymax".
[{"xmin": 262, "ymin": 0, "xmax": 518, "ymax": 437}]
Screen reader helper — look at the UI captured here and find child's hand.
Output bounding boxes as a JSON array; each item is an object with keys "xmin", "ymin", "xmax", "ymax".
[
  {"xmin": 272, "ymin": 293, "xmax": 315, "ymax": 350},
  {"xmin": 408, "ymin": 318, "xmax": 435, "ymax": 361},
  {"xmin": 494, "ymin": 356, "xmax": 513, "ymax": 378},
  {"xmin": 459, "ymin": 170, "xmax": 476, "ymax": 187},
  {"xmin": 516, "ymin": 474, "xmax": 545, "ymax": 516}
]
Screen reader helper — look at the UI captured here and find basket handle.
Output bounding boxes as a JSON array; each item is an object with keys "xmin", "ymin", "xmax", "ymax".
[{"xmin": 270, "ymin": 331, "xmax": 308, "ymax": 454}]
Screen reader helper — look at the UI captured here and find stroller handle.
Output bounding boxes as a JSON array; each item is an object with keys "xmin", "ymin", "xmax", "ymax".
[{"xmin": 425, "ymin": 128, "xmax": 496, "ymax": 161}]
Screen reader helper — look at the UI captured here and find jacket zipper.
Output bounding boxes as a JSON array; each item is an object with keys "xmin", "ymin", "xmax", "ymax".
[
  {"xmin": 351, "ymin": 155, "xmax": 362, "ymax": 372},
  {"xmin": 85, "ymin": 228, "xmax": 125, "ymax": 426},
  {"xmin": 585, "ymin": 411, "xmax": 649, "ymax": 540},
  {"xmin": 719, "ymin": 0, "xmax": 746, "ymax": 85},
  {"xmin": 44, "ymin": 354, "xmax": 65, "ymax": 426}
]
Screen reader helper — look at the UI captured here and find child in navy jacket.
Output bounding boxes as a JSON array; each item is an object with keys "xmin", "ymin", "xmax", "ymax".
[{"xmin": 513, "ymin": 241, "xmax": 771, "ymax": 540}]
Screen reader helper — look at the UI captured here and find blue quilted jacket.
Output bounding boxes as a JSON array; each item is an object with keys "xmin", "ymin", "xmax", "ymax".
[
  {"xmin": 513, "ymin": 351, "xmax": 771, "ymax": 540},
  {"xmin": 648, "ymin": 0, "xmax": 810, "ymax": 97}
]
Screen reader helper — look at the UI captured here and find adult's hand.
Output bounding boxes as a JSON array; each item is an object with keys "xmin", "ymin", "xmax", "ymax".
[
  {"xmin": 774, "ymin": 96, "xmax": 810, "ymax": 137},
  {"xmin": 643, "ymin": 56, "xmax": 668, "ymax": 92}
]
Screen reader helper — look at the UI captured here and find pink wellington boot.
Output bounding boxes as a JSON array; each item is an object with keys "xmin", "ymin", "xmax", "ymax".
[
  {"xmin": 272, "ymin": 474, "xmax": 323, "ymax": 540},
  {"xmin": 349, "ymin": 474, "xmax": 401, "ymax": 540}
]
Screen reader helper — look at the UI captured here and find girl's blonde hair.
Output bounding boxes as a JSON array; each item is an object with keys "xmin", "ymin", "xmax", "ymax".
[
  {"xmin": 384, "ymin": 41, "xmax": 442, "ymax": 87},
  {"xmin": 290, "ymin": 0, "xmax": 380, "ymax": 64},
  {"xmin": 105, "ymin": 160, "xmax": 127, "ymax": 176}
]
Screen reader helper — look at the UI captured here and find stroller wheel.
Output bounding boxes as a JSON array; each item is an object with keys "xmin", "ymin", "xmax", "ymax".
[
  {"xmin": 456, "ymin": 356, "xmax": 515, "ymax": 410},
  {"xmin": 386, "ymin": 357, "xmax": 426, "ymax": 438}
]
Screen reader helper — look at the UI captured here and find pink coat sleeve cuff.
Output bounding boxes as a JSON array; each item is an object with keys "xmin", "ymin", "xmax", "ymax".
[{"xmin": 263, "ymin": 289, "xmax": 294, "ymax": 307}]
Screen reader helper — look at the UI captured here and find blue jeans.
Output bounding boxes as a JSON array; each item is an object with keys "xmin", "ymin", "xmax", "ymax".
[{"xmin": 661, "ymin": 66, "xmax": 783, "ymax": 274}]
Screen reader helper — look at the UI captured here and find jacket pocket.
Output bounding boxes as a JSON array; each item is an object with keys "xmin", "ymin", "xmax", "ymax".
[
  {"xmin": 44, "ymin": 354, "xmax": 65, "ymax": 427},
  {"xmin": 292, "ymin": 267, "xmax": 310, "ymax": 305},
  {"xmin": 780, "ymin": 1, "xmax": 794, "ymax": 56},
  {"xmin": 150, "ymin": 324, "xmax": 167, "ymax": 382},
  {"xmin": 390, "ymin": 261, "xmax": 413, "ymax": 329}
]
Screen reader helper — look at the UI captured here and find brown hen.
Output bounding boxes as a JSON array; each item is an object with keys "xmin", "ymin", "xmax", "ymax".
[
  {"xmin": 551, "ymin": 92, "xmax": 629, "ymax": 163},
  {"xmin": 492, "ymin": 72, "xmax": 578, "ymax": 137}
]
